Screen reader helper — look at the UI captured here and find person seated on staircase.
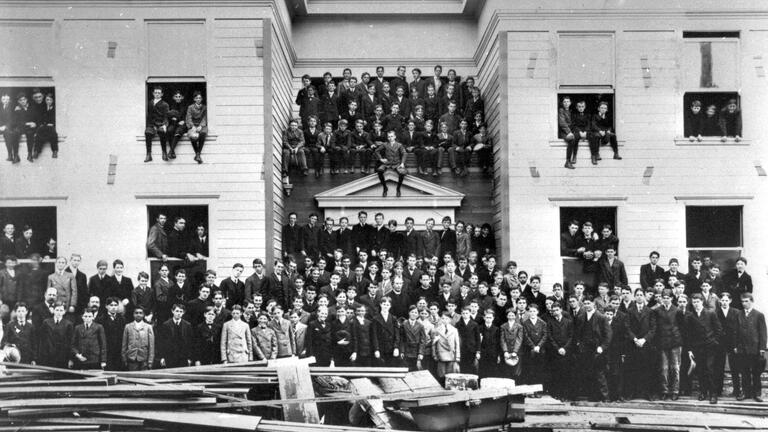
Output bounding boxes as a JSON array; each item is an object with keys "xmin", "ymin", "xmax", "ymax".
[
  {"xmin": 281, "ymin": 118, "xmax": 308, "ymax": 178},
  {"xmin": 472, "ymin": 124, "xmax": 492, "ymax": 176},
  {"xmin": 350, "ymin": 119, "xmax": 374, "ymax": 174},
  {"xmin": 374, "ymin": 130, "xmax": 407, "ymax": 198}
]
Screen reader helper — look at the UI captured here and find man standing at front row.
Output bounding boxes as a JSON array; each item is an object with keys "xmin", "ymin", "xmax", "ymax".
[
  {"xmin": 122, "ymin": 307, "xmax": 155, "ymax": 371},
  {"xmin": 375, "ymin": 130, "xmax": 407, "ymax": 197},
  {"xmin": 737, "ymin": 293, "xmax": 767, "ymax": 402}
]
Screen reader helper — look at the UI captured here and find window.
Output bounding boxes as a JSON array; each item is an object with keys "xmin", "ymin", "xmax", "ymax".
[
  {"xmin": 560, "ymin": 206, "xmax": 618, "ymax": 243},
  {"xmin": 0, "ymin": 206, "xmax": 57, "ymax": 259},
  {"xmin": 0, "ymin": 21, "xmax": 53, "ymax": 77},
  {"xmin": 146, "ymin": 205, "xmax": 209, "ymax": 255},
  {"xmin": 556, "ymin": 93, "xmax": 615, "ymax": 136},
  {"xmin": 681, "ymin": 32, "xmax": 740, "ymax": 138},
  {"xmin": 686, "ymin": 205, "xmax": 742, "ymax": 271},
  {"xmin": 144, "ymin": 81, "xmax": 207, "ymax": 133},
  {"xmin": 0, "ymin": 86, "xmax": 56, "ymax": 122},
  {"xmin": 147, "ymin": 205, "xmax": 208, "ymax": 288},
  {"xmin": 557, "ymin": 33, "xmax": 615, "ymax": 89}
]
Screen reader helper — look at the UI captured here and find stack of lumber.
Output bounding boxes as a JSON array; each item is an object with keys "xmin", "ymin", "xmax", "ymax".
[
  {"xmin": 516, "ymin": 396, "xmax": 768, "ymax": 431},
  {"xmin": 0, "ymin": 360, "xmax": 417, "ymax": 432}
]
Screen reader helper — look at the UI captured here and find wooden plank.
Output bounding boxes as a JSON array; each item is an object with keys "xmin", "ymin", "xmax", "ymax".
[
  {"xmin": 275, "ymin": 360, "xmax": 320, "ymax": 424},
  {"xmin": 0, "ymin": 362, "xmax": 116, "ymax": 384},
  {"xmin": 35, "ymin": 417, "xmax": 146, "ymax": 427},
  {"xmin": 0, "ymin": 384, "xmax": 205, "ymax": 397},
  {"xmin": 0, "ymin": 426, "xmax": 101, "ymax": 431},
  {"xmin": 348, "ymin": 378, "xmax": 391, "ymax": 429},
  {"xmin": 0, "ymin": 379, "xmax": 109, "ymax": 387},
  {"xmin": 98, "ymin": 410, "xmax": 261, "ymax": 431},
  {"xmin": 2, "ymin": 397, "xmax": 217, "ymax": 410},
  {"xmin": 401, "ymin": 370, "xmax": 443, "ymax": 392},
  {"xmin": 572, "ymin": 400, "xmax": 768, "ymax": 417}
]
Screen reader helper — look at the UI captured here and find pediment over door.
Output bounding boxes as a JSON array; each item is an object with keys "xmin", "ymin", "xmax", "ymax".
[{"xmin": 315, "ymin": 173, "xmax": 465, "ymax": 226}]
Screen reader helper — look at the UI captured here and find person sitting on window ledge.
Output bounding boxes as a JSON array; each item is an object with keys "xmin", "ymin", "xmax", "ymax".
[
  {"xmin": 719, "ymin": 99, "xmax": 742, "ymax": 143},
  {"xmin": 282, "ymin": 118, "xmax": 308, "ymax": 178},
  {"xmin": 589, "ymin": 101, "xmax": 621, "ymax": 164},
  {"xmin": 558, "ymin": 96, "xmax": 576, "ymax": 169},
  {"xmin": 375, "ymin": 130, "xmax": 407, "ymax": 198},
  {"xmin": 1, "ymin": 92, "xmax": 19, "ymax": 164},
  {"xmin": 702, "ymin": 104, "xmax": 721, "ymax": 137},
  {"xmin": 35, "ymin": 93, "xmax": 58, "ymax": 159},
  {"xmin": 188, "ymin": 223, "xmax": 209, "ymax": 262},
  {"xmin": 13, "ymin": 92, "xmax": 37, "ymax": 163},
  {"xmin": 166, "ymin": 90, "xmax": 187, "ymax": 160},
  {"xmin": 186, "ymin": 91, "xmax": 208, "ymax": 164},
  {"xmin": 684, "ymin": 100, "xmax": 704, "ymax": 142},
  {"xmin": 144, "ymin": 86, "xmax": 169, "ymax": 162}
]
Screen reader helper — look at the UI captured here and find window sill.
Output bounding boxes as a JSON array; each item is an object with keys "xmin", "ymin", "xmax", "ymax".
[
  {"xmin": 0, "ymin": 135, "xmax": 66, "ymax": 143},
  {"xmin": 137, "ymin": 134, "xmax": 218, "ymax": 143},
  {"xmin": 674, "ymin": 137, "xmax": 750, "ymax": 146},
  {"xmin": 549, "ymin": 139, "xmax": 625, "ymax": 148}
]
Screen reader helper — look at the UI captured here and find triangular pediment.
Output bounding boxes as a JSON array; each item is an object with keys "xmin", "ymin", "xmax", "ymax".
[{"xmin": 315, "ymin": 172, "xmax": 465, "ymax": 208}]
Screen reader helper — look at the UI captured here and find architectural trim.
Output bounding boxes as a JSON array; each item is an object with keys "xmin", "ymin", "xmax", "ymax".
[
  {"xmin": 315, "ymin": 172, "xmax": 465, "ymax": 208},
  {"xmin": 294, "ymin": 57, "xmax": 476, "ymax": 68},
  {"xmin": 548, "ymin": 196, "xmax": 628, "ymax": 202},
  {"xmin": 0, "ymin": 196, "xmax": 68, "ymax": 201},
  {"xmin": 262, "ymin": 17, "xmax": 276, "ymax": 269},
  {"xmin": 496, "ymin": 30, "xmax": 510, "ymax": 263},
  {"xmin": 674, "ymin": 195, "xmax": 754, "ymax": 201},
  {"xmin": 134, "ymin": 194, "xmax": 220, "ymax": 200}
]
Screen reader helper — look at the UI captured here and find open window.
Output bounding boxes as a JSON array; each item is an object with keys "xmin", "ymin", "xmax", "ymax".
[
  {"xmin": 0, "ymin": 206, "xmax": 57, "ymax": 259},
  {"xmin": 560, "ymin": 206, "xmax": 618, "ymax": 247},
  {"xmin": 686, "ymin": 205, "xmax": 742, "ymax": 270},
  {"xmin": 556, "ymin": 93, "xmax": 615, "ymax": 137},
  {"xmin": 0, "ymin": 86, "xmax": 56, "ymax": 123},
  {"xmin": 681, "ymin": 32, "xmax": 741, "ymax": 140},
  {"xmin": 147, "ymin": 205, "xmax": 209, "ymax": 287}
]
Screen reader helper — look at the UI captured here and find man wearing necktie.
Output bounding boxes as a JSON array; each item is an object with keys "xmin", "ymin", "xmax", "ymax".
[
  {"xmin": 37, "ymin": 302, "xmax": 74, "ymax": 368},
  {"xmin": 72, "ymin": 308, "xmax": 107, "ymax": 369}
]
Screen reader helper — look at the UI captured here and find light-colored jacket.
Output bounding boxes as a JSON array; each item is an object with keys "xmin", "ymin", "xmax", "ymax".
[
  {"xmin": 269, "ymin": 317, "xmax": 295, "ymax": 357},
  {"xmin": 121, "ymin": 321, "xmax": 155, "ymax": 364},
  {"xmin": 432, "ymin": 322, "xmax": 460, "ymax": 362},
  {"xmin": 252, "ymin": 326, "xmax": 277, "ymax": 360},
  {"xmin": 221, "ymin": 319, "xmax": 253, "ymax": 363},
  {"xmin": 48, "ymin": 271, "xmax": 77, "ymax": 309}
]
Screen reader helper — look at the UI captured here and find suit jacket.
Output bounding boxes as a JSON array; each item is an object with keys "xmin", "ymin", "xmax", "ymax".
[
  {"xmin": 403, "ymin": 229, "xmax": 419, "ymax": 258},
  {"xmin": 306, "ymin": 319, "xmax": 333, "ymax": 360},
  {"xmin": 717, "ymin": 306, "xmax": 741, "ymax": 350},
  {"xmin": 108, "ymin": 276, "xmax": 134, "ymax": 304},
  {"xmin": 439, "ymin": 229, "xmax": 457, "ymax": 259},
  {"xmin": 547, "ymin": 316, "xmax": 573, "ymax": 353},
  {"xmin": 72, "ymin": 322, "xmax": 107, "ymax": 364},
  {"xmin": 626, "ymin": 303, "xmax": 653, "ymax": 341},
  {"xmin": 146, "ymin": 223, "xmax": 168, "ymax": 259},
  {"xmin": 48, "ymin": 272, "xmax": 78, "ymax": 310},
  {"xmin": 400, "ymin": 129, "xmax": 422, "ymax": 150},
  {"xmin": 649, "ymin": 304, "xmax": 684, "ymax": 349},
  {"xmin": 266, "ymin": 273, "xmax": 291, "ymax": 310},
  {"xmin": 96, "ymin": 312, "xmax": 125, "ymax": 365},
  {"xmin": 685, "ymin": 308, "xmax": 722, "ymax": 349},
  {"xmin": 0, "ymin": 234, "xmax": 15, "ymax": 258},
  {"xmin": 335, "ymin": 228, "xmax": 354, "ymax": 256},
  {"xmin": 456, "ymin": 318, "xmax": 481, "ymax": 356},
  {"xmin": 146, "ymin": 98, "xmax": 169, "ymax": 128},
  {"xmin": 608, "ymin": 311, "xmax": 630, "ymax": 357},
  {"xmin": 219, "ymin": 278, "xmax": 246, "ymax": 309},
  {"xmin": 319, "ymin": 92, "xmax": 340, "ymax": 124},
  {"xmin": 244, "ymin": 273, "xmax": 267, "ymax": 302},
  {"xmin": 724, "ymin": 270, "xmax": 753, "ymax": 305},
  {"xmin": 372, "ymin": 313, "xmax": 400, "ymax": 355},
  {"xmin": 158, "ymin": 318, "xmax": 194, "ymax": 366},
  {"xmin": 195, "ymin": 321, "xmax": 222, "ymax": 365},
  {"xmin": 400, "ymin": 319, "xmax": 427, "ymax": 358},
  {"xmin": 371, "ymin": 226, "xmax": 389, "ymax": 255},
  {"xmin": 639, "ymin": 264, "xmax": 665, "ymax": 290},
  {"xmin": 0, "ymin": 268, "xmax": 20, "ymax": 305},
  {"xmin": 65, "ymin": 268, "xmax": 89, "ymax": 313},
  {"xmin": 122, "ymin": 320, "xmax": 155, "ymax": 364},
  {"xmin": 301, "ymin": 224, "xmax": 321, "ymax": 257},
  {"xmin": 737, "ymin": 309, "xmax": 767, "ymax": 355},
  {"xmin": 281, "ymin": 224, "xmax": 302, "ymax": 257},
  {"xmin": 2, "ymin": 320, "xmax": 37, "ymax": 363},
  {"xmin": 418, "ymin": 230, "xmax": 440, "ymax": 259},
  {"xmin": 599, "ymin": 257, "xmax": 628, "ymax": 288},
  {"xmin": 500, "ymin": 320, "xmax": 523, "ymax": 354},
  {"xmin": 37, "ymin": 317, "xmax": 74, "ymax": 367},
  {"xmin": 269, "ymin": 317, "xmax": 295, "ymax": 357},
  {"xmin": 574, "ymin": 311, "xmax": 612, "ymax": 352},
  {"xmin": 88, "ymin": 274, "xmax": 112, "ymax": 307},
  {"xmin": 351, "ymin": 317, "xmax": 374, "ymax": 357},
  {"xmin": 351, "ymin": 223, "xmax": 374, "ymax": 254},
  {"xmin": 293, "ymin": 322, "xmax": 308, "ymax": 357},
  {"xmin": 319, "ymin": 228, "xmax": 337, "ymax": 259},
  {"xmin": 220, "ymin": 319, "xmax": 253, "ymax": 362},
  {"xmin": 522, "ymin": 318, "xmax": 549, "ymax": 352}
]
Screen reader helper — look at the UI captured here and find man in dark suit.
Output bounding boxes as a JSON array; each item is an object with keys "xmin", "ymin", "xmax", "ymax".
[
  {"xmin": 351, "ymin": 211, "xmax": 374, "ymax": 256},
  {"xmin": 400, "ymin": 306, "xmax": 427, "ymax": 371},
  {"xmin": 400, "ymin": 121, "xmax": 422, "ymax": 153},
  {"xmin": 418, "ymin": 218, "xmax": 440, "ymax": 260},
  {"xmin": 639, "ymin": 251, "xmax": 665, "ymax": 291},
  {"xmin": 144, "ymin": 86, "xmax": 169, "ymax": 162},
  {"xmin": 282, "ymin": 212, "xmax": 302, "ymax": 259},
  {"xmin": 97, "ymin": 297, "xmax": 126, "ymax": 370},
  {"xmin": 547, "ymin": 303, "xmax": 574, "ymax": 400},
  {"xmin": 686, "ymin": 293, "xmax": 723, "ymax": 404},
  {"xmin": 456, "ymin": 306, "xmax": 481, "ymax": 374},
  {"xmin": 157, "ymin": 304, "xmax": 194, "ymax": 368},
  {"xmin": 318, "ymin": 217, "xmax": 337, "ymax": 261},
  {"xmin": 438, "ymin": 217, "xmax": 456, "ymax": 262},
  {"xmin": 625, "ymin": 289, "xmax": 655, "ymax": 400},
  {"xmin": 266, "ymin": 261, "xmax": 291, "ymax": 310},
  {"xmin": 402, "ymin": 218, "xmax": 419, "ymax": 259},
  {"xmin": 649, "ymin": 289, "xmax": 685, "ymax": 400},
  {"xmin": 686, "ymin": 256, "xmax": 705, "ymax": 295},
  {"xmin": 663, "ymin": 258, "xmax": 686, "ymax": 289},
  {"xmin": 521, "ymin": 304, "xmax": 548, "ymax": 389},
  {"xmin": 383, "ymin": 220, "xmax": 404, "ymax": 261},
  {"xmin": 64, "ymin": 254, "xmax": 89, "ymax": 315},
  {"xmin": 371, "ymin": 213, "xmax": 389, "ymax": 258},
  {"xmin": 319, "ymin": 82, "xmax": 340, "ymax": 129},
  {"xmin": 300, "ymin": 214, "xmax": 321, "ymax": 260},
  {"xmin": 1, "ymin": 224, "xmax": 15, "ymax": 257},
  {"xmin": 605, "ymin": 306, "xmax": 629, "ymax": 402},
  {"xmin": 71, "ymin": 308, "xmax": 107, "ymax": 369},
  {"xmin": 372, "ymin": 297, "xmax": 401, "ymax": 367},
  {"xmin": 724, "ymin": 257, "xmax": 753, "ymax": 309},
  {"xmin": 560, "ymin": 220, "xmax": 581, "ymax": 257},
  {"xmin": 574, "ymin": 297, "xmax": 612, "ymax": 401},
  {"xmin": 244, "ymin": 259, "xmax": 267, "ymax": 302},
  {"xmin": 37, "ymin": 302, "xmax": 74, "ymax": 368},
  {"xmin": 166, "ymin": 217, "xmax": 190, "ymax": 261},
  {"xmin": 88, "ymin": 260, "xmax": 112, "ymax": 307},
  {"xmin": 219, "ymin": 263, "xmax": 245, "ymax": 309},
  {"xmin": 306, "ymin": 307, "xmax": 333, "ymax": 366},
  {"xmin": 736, "ymin": 293, "xmax": 767, "ymax": 402},
  {"xmin": 350, "ymin": 304, "xmax": 375, "ymax": 366},
  {"xmin": 715, "ymin": 292, "xmax": 741, "ymax": 398}
]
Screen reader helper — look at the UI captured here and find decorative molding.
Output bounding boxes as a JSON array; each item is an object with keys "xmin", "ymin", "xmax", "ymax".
[
  {"xmin": 549, "ymin": 140, "xmax": 625, "ymax": 148},
  {"xmin": 315, "ymin": 171, "xmax": 465, "ymax": 208},
  {"xmin": 0, "ymin": 196, "xmax": 68, "ymax": 201},
  {"xmin": 548, "ymin": 196, "xmax": 628, "ymax": 202},
  {"xmin": 674, "ymin": 195, "xmax": 754, "ymax": 201},
  {"xmin": 294, "ymin": 57, "xmax": 476, "ymax": 69},
  {"xmin": 134, "ymin": 194, "xmax": 220, "ymax": 200},
  {"xmin": 137, "ymin": 135, "xmax": 218, "ymax": 142}
]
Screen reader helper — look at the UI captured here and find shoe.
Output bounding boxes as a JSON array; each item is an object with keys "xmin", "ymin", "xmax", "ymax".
[
  {"xmin": 671, "ymin": 393, "xmax": 679, "ymax": 401},
  {"xmin": 755, "ymin": 396, "xmax": 764, "ymax": 403},
  {"xmin": 571, "ymin": 158, "xmax": 577, "ymax": 164},
  {"xmin": 162, "ymin": 152, "xmax": 169, "ymax": 161},
  {"xmin": 168, "ymin": 151, "xmax": 176, "ymax": 159},
  {"xmin": 454, "ymin": 168, "xmax": 461, "ymax": 175},
  {"xmin": 433, "ymin": 170, "xmax": 439, "ymax": 177},
  {"xmin": 27, "ymin": 155, "xmax": 33, "ymax": 162},
  {"xmin": 52, "ymin": 151, "xmax": 58, "ymax": 158},
  {"xmin": 709, "ymin": 396, "xmax": 718, "ymax": 404},
  {"xmin": 315, "ymin": 170, "xmax": 320, "ymax": 178},
  {"xmin": 597, "ymin": 155, "xmax": 602, "ymax": 161},
  {"xmin": 564, "ymin": 162, "xmax": 574, "ymax": 169},
  {"xmin": 5, "ymin": 156, "xmax": 11, "ymax": 161},
  {"xmin": 32, "ymin": 151, "xmax": 39, "ymax": 159},
  {"xmin": 698, "ymin": 393, "xmax": 706, "ymax": 401},
  {"xmin": 144, "ymin": 154, "xmax": 152, "ymax": 162},
  {"xmin": 736, "ymin": 394, "xmax": 745, "ymax": 401},
  {"xmin": 396, "ymin": 189, "xmax": 401, "ymax": 197},
  {"xmin": 591, "ymin": 156, "xmax": 597, "ymax": 165},
  {"xmin": 195, "ymin": 154, "xmax": 203, "ymax": 164},
  {"xmin": 382, "ymin": 187, "xmax": 388, "ymax": 197},
  {"xmin": 613, "ymin": 153, "xmax": 622, "ymax": 160},
  {"xmin": 13, "ymin": 155, "xmax": 20, "ymax": 163},
  {"xmin": 662, "ymin": 394, "xmax": 669, "ymax": 401},
  {"xmin": 302, "ymin": 170, "xmax": 309, "ymax": 176}
]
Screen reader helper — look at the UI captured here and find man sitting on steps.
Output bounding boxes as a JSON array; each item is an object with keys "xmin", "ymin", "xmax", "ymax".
[{"xmin": 375, "ymin": 130, "xmax": 407, "ymax": 197}]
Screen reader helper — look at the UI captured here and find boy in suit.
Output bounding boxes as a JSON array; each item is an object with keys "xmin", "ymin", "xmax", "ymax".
[
  {"xmin": 72, "ymin": 308, "xmax": 107, "ymax": 369},
  {"xmin": 737, "ymin": 293, "xmax": 767, "ymax": 402},
  {"xmin": 144, "ymin": 86, "xmax": 169, "ymax": 162},
  {"xmin": 559, "ymin": 96, "xmax": 576, "ymax": 169},
  {"xmin": 589, "ymin": 101, "xmax": 620, "ymax": 164},
  {"xmin": 686, "ymin": 293, "xmax": 723, "ymax": 404}
]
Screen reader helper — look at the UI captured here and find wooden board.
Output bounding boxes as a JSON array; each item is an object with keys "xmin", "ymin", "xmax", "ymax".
[
  {"xmin": 2, "ymin": 397, "xmax": 217, "ymax": 411},
  {"xmin": 0, "ymin": 384, "xmax": 205, "ymax": 397},
  {"xmin": 348, "ymin": 378, "xmax": 391, "ymax": 429},
  {"xmin": 98, "ymin": 409, "xmax": 262, "ymax": 431},
  {"xmin": 275, "ymin": 360, "xmax": 320, "ymax": 424}
]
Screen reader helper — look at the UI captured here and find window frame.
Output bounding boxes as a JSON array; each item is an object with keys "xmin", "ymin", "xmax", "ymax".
[
  {"xmin": 685, "ymin": 205, "xmax": 743, "ymax": 250},
  {"xmin": 0, "ymin": 205, "xmax": 58, "ymax": 260}
]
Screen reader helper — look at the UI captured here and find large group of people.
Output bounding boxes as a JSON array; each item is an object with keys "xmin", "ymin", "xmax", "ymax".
[
  {"xmin": 0, "ymin": 88, "xmax": 58, "ymax": 164},
  {"xmin": 0, "ymin": 211, "xmax": 764, "ymax": 405},
  {"xmin": 284, "ymin": 66, "xmax": 492, "ymax": 183}
]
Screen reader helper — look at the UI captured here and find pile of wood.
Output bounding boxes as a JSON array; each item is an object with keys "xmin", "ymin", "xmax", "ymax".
[{"xmin": 519, "ymin": 396, "xmax": 768, "ymax": 431}]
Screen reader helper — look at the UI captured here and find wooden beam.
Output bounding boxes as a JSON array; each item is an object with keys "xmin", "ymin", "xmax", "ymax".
[
  {"xmin": 97, "ymin": 410, "xmax": 261, "ymax": 431},
  {"xmin": 275, "ymin": 360, "xmax": 319, "ymax": 423}
]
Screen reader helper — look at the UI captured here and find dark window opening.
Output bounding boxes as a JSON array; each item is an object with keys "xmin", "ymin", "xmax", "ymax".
[
  {"xmin": 0, "ymin": 206, "xmax": 57, "ymax": 259},
  {"xmin": 560, "ymin": 206, "xmax": 617, "ymax": 240},
  {"xmin": 147, "ymin": 205, "xmax": 209, "ymax": 288},
  {"xmin": 0, "ymin": 86, "xmax": 56, "ymax": 124},
  {"xmin": 685, "ymin": 205, "xmax": 742, "ymax": 248},
  {"xmin": 556, "ymin": 93, "xmax": 616, "ymax": 135},
  {"xmin": 683, "ymin": 31, "xmax": 740, "ymax": 39},
  {"xmin": 683, "ymin": 92, "xmax": 739, "ymax": 137},
  {"xmin": 145, "ymin": 81, "xmax": 207, "ymax": 125}
]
